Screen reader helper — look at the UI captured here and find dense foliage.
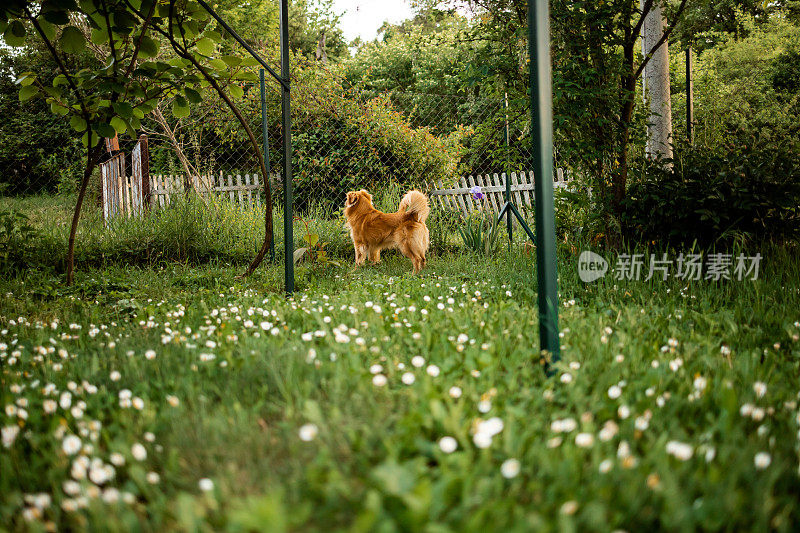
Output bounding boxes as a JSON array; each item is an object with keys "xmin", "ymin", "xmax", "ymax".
[
  {"xmin": 621, "ymin": 145, "xmax": 800, "ymax": 246},
  {"xmin": 689, "ymin": 16, "xmax": 800, "ymax": 153},
  {"xmin": 0, "ymin": 49, "xmax": 83, "ymax": 194}
]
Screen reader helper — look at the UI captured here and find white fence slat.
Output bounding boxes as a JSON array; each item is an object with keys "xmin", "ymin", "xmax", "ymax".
[
  {"xmin": 253, "ymin": 174, "xmax": 262, "ymax": 208},
  {"xmin": 521, "ymin": 171, "xmax": 532, "ymax": 207},
  {"xmin": 475, "ymin": 175, "xmax": 491, "ymax": 214},
  {"xmin": 244, "ymin": 174, "xmax": 252, "ymax": 207},
  {"xmin": 436, "ymin": 179, "xmax": 449, "ymax": 211},
  {"xmin": 459, "ymin": 176, "xmax": 474, "ymax": 213},
  {"xmin": 511, "ymin": 172, "xmax": 523, "ymax": 207},
  {"xmin": 492, "ymin": 173, "xmax": 503, "ymax": 212},
  {"xmin": 236, "ymin": 174, "xmax": 244, "ymax": 204},
  {"xmin": 454, "ymin": 178, "xmax": 468, "ymax": 216}
]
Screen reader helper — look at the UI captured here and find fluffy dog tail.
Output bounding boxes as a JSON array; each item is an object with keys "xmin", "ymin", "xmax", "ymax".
[{"xmin": 399, "ymin": 190, "xmax": 430, "ymax": 223}]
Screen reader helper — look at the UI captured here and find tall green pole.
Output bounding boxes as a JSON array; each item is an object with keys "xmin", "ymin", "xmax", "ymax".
[
  {"xmin": 279, "ymin": 0, "xmax": 294, "ymax": 294},
  {"xmin": 686, "ymin": 47, "xmax": 694, "ymax": 146},
  {"xmin": 503, "ymin": 91, "xmax": 512, "ymax": 250},
  {"xmin": 259, "ymin": 69, "xmax": 275, "ymax": 262},
  {"xmin": 528, "ymin": 0, "xmax": 560, "ymax": 369}
]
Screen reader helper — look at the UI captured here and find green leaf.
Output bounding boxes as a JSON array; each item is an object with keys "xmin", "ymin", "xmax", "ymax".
[
  {"xmin": 184, "ymin": 87, "xmax": 203, "ymax": 104},
  {"xmin": 43, "ymin": 0, "xmax": 79, "ymax": 10},
  {"xmin": 195, "ymin": 37, "xmax": 215, "ymax": 56},
  {"xmin": 82, "ymin": 130, "xmax": 101, "ymax": 147},
  {"xmin": 15, "ymin": 72, "xmax": 36, "ymax": 87},
  {"xmin": 228, "ymin": 84, "xmax": 244, "ymax": 99},
  {"xmin": 172, "ymin": 96, "xmax": 190, "ymax": 118},
  {"xmin": 139, "ymin": 35, "xmax": 158, "ymax": 58},
  {"xmin": 53, "ymin": 74, "xmax": 70, "ymax": 87},
  {"xmin": 235, "ymin": 70, "xmax": 258, "ymax": 83},
  {"xmin": 4, "ymin": 20, "xmax": 26, "ymax": 47},
  {"xmin": 209, "ymin": 58, "xmax": 227, "ymax": 70},
  {"xmin": 50, "ymin": 101, "xmax": 69, "ymax": 116},
  {"xmin": 42, "ymin": 10, "xmax": 70, "ymax": 26},
  {"xmin": 38, "ymin": 20, "xmax": 57, "ymax": 41},
  {"xmin": 293, "ymin": 248, "xmax": 309, "ymax": 265},
  {"xmin": 110, "ymin": 116, "xmax": 128, "ymax": 134},
  {"xmin": 111, "ymin": 11, "xmax": 136, "ymax": 34},
  {"xmin": 19, "ymin": 85, "xmax": 38, "ymax": 102},
  {"xmin": 70, "ymin": 115, "xmax": 88, "ymax": 132},
  {"xmin": 222, "ymin": 55, "xmax": 242, "ymax": 67},
  {"xmin": 59, "ymin": 26, "xmax": 86, "ymax": 54},
  {"xmin": 42, "ymin": 86, "xmax": 63, "ymax": 99},
  {"xmin": 113, "ymin": 102, "xmax": 133, "ymax": 118},
  {"xmin": 90, "ymin": 28, "xmax": 109, "ymax": 45},
  {"xmin": 96, "ymin": 122, "xmax": 117, "ymax": 138}
]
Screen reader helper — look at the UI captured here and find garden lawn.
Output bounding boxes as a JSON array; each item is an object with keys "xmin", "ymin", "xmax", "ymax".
[{"xmin": 2, "ymin": 245, "xmax": 800, "ymax": 531}]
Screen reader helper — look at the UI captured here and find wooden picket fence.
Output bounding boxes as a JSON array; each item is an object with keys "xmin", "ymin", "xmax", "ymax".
[
  {"xmin": 427, "ymin": 169, "xmax": 572, "ymax": 217},
  {"xmin": 100, "ymin": 134, "xmax": 278, "ymax": 223},
  {"xmin": 149, "ymin": 172, "xmax": 277, "ymax": 209},
  {"xmin": 100, "ymin": 135, "xmax": 150, "ymax": 221}
]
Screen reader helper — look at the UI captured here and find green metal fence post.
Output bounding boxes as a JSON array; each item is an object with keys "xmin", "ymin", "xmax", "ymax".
[
  {"xmin": 504, "ymin": 91, "xmax": 512, "ymax": 251},
  {"xmin": 279, "ymin": 0, "xmax": 293, "ymax": 294},
  {"xmin": 686, "ymin": 47, "xmax": 694, "ymax": 146},
  {"xmin": 259, "ymin": 69, "xmax": 275, "ymax": 262},
  {"xmin": 528, "ymin": 0, "xmax": 561, "ymax": 371}
]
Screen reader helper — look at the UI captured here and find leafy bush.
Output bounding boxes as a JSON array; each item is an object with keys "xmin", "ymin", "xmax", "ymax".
[
  {"xmin": 771, "ymin": 49, "xmax": 800, "ymax": 94},
  {"xmin": 621, "ymin": 146, "xmax": 800, "ymax": 246},
  {"xmin": 684, "ymin": 16, "xmax": 800, "ymax": 152}
]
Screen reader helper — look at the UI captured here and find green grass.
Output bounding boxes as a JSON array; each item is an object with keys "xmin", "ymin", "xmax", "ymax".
[{"xmin": 2, "ymin": 196, "xmax": 800, "ymax": 531}]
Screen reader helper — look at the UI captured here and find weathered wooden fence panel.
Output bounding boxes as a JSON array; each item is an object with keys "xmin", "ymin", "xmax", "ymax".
[
  {"xmin": 100, "ymin": 153, "xmax": 126, "ymax": 221},
  {"xmin": 428, "ymin": 170, "xmax": 572, "ymax": 217},
  {"xmin": 101, "ymin": 135, "xmax": 151, "ymax": 222}
]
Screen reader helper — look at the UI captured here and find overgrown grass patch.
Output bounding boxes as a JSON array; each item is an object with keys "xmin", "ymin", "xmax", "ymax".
[{"xmin": 2, "ymin": 237, "xmax": 800, "ymax": 530}]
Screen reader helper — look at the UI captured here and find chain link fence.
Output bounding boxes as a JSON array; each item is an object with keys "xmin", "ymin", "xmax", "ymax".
[
  {"xmin": 1, "ymin": 69, "xmax": 531, "ymax": 218},
  {"xmin": 2, "ymin": 42, "xmax": 795, "ymax": 219}
]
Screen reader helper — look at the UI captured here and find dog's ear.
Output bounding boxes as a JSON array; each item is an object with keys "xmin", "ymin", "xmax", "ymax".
[
  {"xmin": 359, "ymin": 189, "xmax": 373, "ymax": 203},
  {"xmin": 345, "ymin": 192, "xmax": 359, "ymax": 207}
]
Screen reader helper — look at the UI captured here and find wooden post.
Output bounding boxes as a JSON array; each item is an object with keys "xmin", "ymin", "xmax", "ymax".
[{"xmin": 139, "ymin": 134, "xmax": 151, "ymax": 209}]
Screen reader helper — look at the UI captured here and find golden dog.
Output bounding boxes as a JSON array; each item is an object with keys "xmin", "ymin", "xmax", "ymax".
[{"xmin": 344, "ymin": 189, "xmax": 430, "ymax": 273}]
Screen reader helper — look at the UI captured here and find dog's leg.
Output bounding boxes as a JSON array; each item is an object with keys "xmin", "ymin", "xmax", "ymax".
[
  {"xmin": 369, "ymin": 248, "xmax": 381, "ymax": 265},
  {"xmin": 354, "ymin": 243, "xmax": 367, "ymax": 266},
  {"xmin": 398, "ymin": 243, "xmax": 422, "ymax": 274}
]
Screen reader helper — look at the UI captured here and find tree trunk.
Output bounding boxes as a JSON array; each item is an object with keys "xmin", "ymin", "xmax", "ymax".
[
  {"xmin": 66, "ymin": 142, "xmax": 102, "ymax": 285},
  {"xmin": 641, "ymin": 0, "xmax": 673, "ymax": 162}
]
